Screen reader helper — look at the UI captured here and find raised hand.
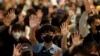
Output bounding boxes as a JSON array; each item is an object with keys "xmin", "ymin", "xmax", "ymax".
[
  {"xmin": 83, "ymin": 0, "xmax": 91, "ymax": 13},
  {"xmin": 3, "ymin": 9, "xmax": 16, "ymax": 26},
  {"xmin": 29, "ymin": 14, "xmax": 38, "ymax": 46},
  {"xmin": 12, "ymin": 43, "xmax": 23, "ymax": 56},
  {"xmin": 60, "ymin": 21, "xmax": 70, "ymax": 37},
  {"xmin": 8, "ymin": 9, "xmax": 16, "ymax": 20},
  {"xmin": 71, "ymin": 31, "xmax": 83, "ymax": 46},
  {"xmin": 36, "ymin": 9, "xmax": 43, "ymax": 20},
  {"xmin": 61, "ymin": 21, "xmax": 70, "ymax": 52},
  {"xmin": 3, "ymin": 14, "xmax": 12, "ymax": 26},
  {"xmin": 29, "ymin": 14, "xmax": 40, "ymax": 28}
]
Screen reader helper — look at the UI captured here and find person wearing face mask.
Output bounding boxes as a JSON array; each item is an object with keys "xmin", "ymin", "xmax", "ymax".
[
  {"xmin": 0, "ymin": 24, "xmax": 30, "ymax": 56},
  {"xmin": 11, "ymin": 24, "xmax": 30, "ymax": 44},
  {"xmin": 30, "ymin": 25, "xmax": 62, "ymax": 56},
  {"xmin": 83, "ymin": 14, "xmax": 100, "ymax": 46}
]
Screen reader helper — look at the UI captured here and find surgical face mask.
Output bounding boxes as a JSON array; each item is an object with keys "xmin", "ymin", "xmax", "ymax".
[
  {"xmin": 21, "ymin": 32, "xmax": 25, "ymax": 37},
  {"xmin": 65, "ymin": 6, "xmax": 70, "ymax": 12},
  {"xmin": 13, "ymin": 32, "xmax": 22, "ymax": 40}
]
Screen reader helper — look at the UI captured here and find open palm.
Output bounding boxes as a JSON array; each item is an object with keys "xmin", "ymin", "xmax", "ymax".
[
  {"xmin": 72, "ymin": 32, "xmax": 83, "ymax": 46},
  {"xmin": 61, "ymin": 22, "xmax": 69, "ymax": 37},
  {"xmin": 13, "ymin": 43, "xmax": 22, "ymax": 56}
]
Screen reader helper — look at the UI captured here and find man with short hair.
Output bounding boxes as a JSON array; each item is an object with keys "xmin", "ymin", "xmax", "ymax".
[{"xmin": 30, "ymin": 25, "xmax": 62, "ymax": 56}]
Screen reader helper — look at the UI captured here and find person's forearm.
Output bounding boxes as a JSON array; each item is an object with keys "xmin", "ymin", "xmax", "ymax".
[
  {"xmin": 30, "ymin": 28, "xmax": 38, "ymax": 46},
  {"xmin": 68, "ymin": 45, "xmax": 75, "ymax": 54},
  {"xmin": 61, "ymin": 35, "xmax": 68, "ymax": 52}
]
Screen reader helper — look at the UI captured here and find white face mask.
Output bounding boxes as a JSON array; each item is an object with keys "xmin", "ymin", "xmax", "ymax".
[
  {"xmin": 13, "ymin": 32, "xmax": 22, "ymax": 40},
  {"xmin": 22, "ymin": 32, "xmax": 25, "ymax": 37}
]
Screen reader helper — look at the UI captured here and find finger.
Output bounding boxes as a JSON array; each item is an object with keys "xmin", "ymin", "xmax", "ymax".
[
  {"xmin": 76, "ymin": 31, "xmax": 81, "ymax": 38},
  {"xmin": 16, "ymin": 43, "xmax": 22, "ymax": 49},
  {"xmin": 9, "ymin": 10, "xmax": 12, "ymax": 14},
  {"xmin": 60, "ymin": 26, "xmax": 62, "ymax": 32},
  {"xmin": 61, "ymin": 23, "xmax": 64, "ymax": 29},
  {"xmin": 75, "ymin": 31, "xmax": 78, "ymax": 37},
  {"xmin": 7, "ymin": 12, "xmax": 10, "ymax": 17},
  {"xmin": 71, "ymin": 35, "xmax": 74, "ymax": 42},
  {"xmin": 65, "ymin": 22, "xmax": 67, "ymax": 28},
  {"xmin": 18, "ymin": 45, "xmax": 23, "ymax": 51},
  {"xmin": 63, "ymin": 22, "xmax": 66, "ymax": 28},
  {"xmin": 73, "ymin": 32, "xmax": 76, "ymax": 38}
]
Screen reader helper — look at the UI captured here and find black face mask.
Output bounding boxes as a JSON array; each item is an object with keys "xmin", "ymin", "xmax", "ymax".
[
  {"xmin": 43, "ymin": 35, "xmax": 53, "ymax": 43},
  {"xmin": 96, "ymin": 25, "xmax": 100, "ymax": 31}
]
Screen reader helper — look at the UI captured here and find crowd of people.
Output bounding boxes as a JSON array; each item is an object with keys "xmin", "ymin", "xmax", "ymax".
[{"xmin": 0, "ymin": 0, "xmax": 100, "ymax": 56}]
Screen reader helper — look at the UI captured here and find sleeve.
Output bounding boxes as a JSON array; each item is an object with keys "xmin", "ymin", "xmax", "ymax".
[
  {"xmin": 25, "ymin": 26, "xmax": 30, "ymax": 40},
  {"xmin": 79, "ymin": 12, "xmax": 90, "ymax": 38}
]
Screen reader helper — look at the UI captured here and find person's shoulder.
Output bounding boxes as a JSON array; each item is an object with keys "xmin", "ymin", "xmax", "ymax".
[
  {"xmin": 53, "ymin": 44, "xmax": 62, "ymax": 56},
  {"xmin": 84, "ymin": 33, "xmax": 91, "ymax": 39},
  {"xmin": 52, "ymin": 44, "xmax": 62, "ymax": 51}
]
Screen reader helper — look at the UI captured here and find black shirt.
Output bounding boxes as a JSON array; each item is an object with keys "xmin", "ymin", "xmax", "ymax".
[{"xmin": 83, "ymin": 29, "xmax": 100, "ymax": 45}]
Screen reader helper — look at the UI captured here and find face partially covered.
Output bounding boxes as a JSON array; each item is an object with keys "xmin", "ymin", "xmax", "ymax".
[
  {"xmin": 12, "ymin": 30, "xmax": 25, "ymax": 41},
  {"xmin": 39, "ymin": 25, "xmax": 55, "ymax": 43},
  {"xmin": 11, "ymin": 24, "xmax": 25, "ymax": 41},
  {"xmin": 92, "ymin": 19, "xmax": 100, "ymax": 31},
  {"xmin": 41, "ymin": 31, "xmax": 54, "ymax": 43}
]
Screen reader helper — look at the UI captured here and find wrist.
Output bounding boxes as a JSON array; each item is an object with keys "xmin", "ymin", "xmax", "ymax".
[{"xmin": 69, "ymin": 45, "xmax": 75, "ymax": 53}]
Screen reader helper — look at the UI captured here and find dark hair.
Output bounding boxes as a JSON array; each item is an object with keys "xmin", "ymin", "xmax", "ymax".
[
  {"xmin": 40, "ymin": 16, "xmax": 50, "ymax": 26},
  {"xmin": 26, "ymin": 8, "xmax": 36, "ymax": 16},
  {"xmin": 87, "ymin": 14, "xmax": 100, "ymax": 25},
  {"xmin": 42, "ymin": 7, "xmax": 48, "ymax": 17},
  {"xmin": 71, "ymin": 45, "xmax": 90, "ymax": 56},
  {"xmin": 17, "ymin": 4, "xmax": 25, "ymax": 10},
  {"xmin": 11, "ymin": 24, "xmax": 25, "ymax": 32},
  {"xmin": 39, "ymin": 25, "xmax": 55, "ymax": 34},
  {"xmin": 15, "ymin": 8, "xmax": 22, "ymax": 15},
  {"xmin": 53, "ymin": 26, "xmax": 61, "ymax": 33}
]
